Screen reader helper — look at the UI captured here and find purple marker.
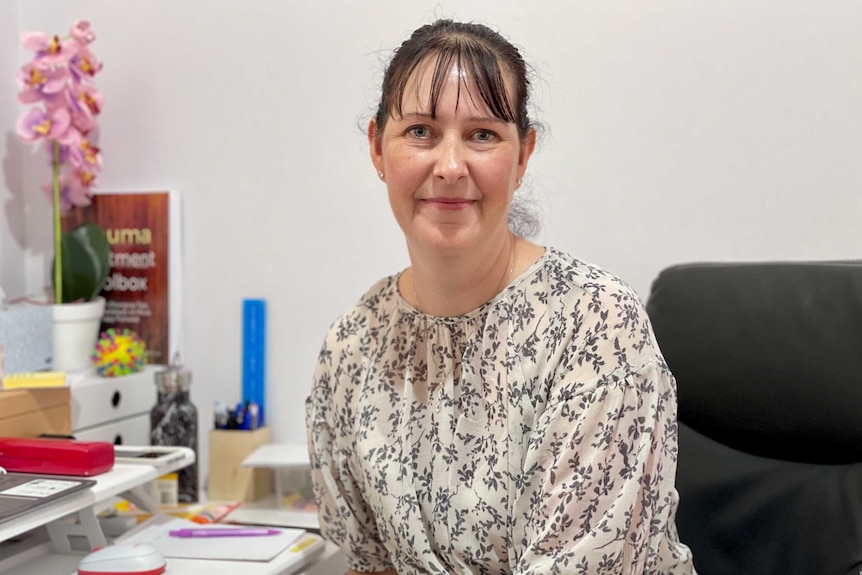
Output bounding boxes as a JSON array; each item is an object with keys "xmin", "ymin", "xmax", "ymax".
[{"xmin": 169, "ymin": 528, "xmax": 281, "ymax": 538}]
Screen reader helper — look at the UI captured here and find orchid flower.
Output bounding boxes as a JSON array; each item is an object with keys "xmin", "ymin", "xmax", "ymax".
[
  {"xmin": 21, "ymin": 32, "xmax": 76, "ymax": 65},
  {"xmin": 68, "ymin": 136, "xmax": 103, "ymax": 173},
  {"xmin": 70, "ymin": 21, "xmax": 96, "ymax": 45},
  {"xmin": 69, "ymin": 48, "xmax": 102, "ymax": 81},
  {"xmin": 16, "ymin": 61, "xmax": 69, "ymax": 103},
  {"xmin": 16, "ymin": 106, "xmax": 72, "ymax": 143},
  {"xmin": 15, "ymin": 20, "xmax": 104, "ymax": 304},
  {"xmin": 67, "ymin": 83, "xmax": 103, "ymax": 133},
  {"xmin": 41, "ymin": 177, "xmax": 93, "ymax": 212}
]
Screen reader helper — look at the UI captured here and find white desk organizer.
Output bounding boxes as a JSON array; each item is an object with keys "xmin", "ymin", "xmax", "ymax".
[
  {"xmin": 68, "ymin": 366, "xmax": 160, "ymax": 445},
  {"xmin": 0, "ymin": 447, "xmax": 194, "ymax": 573}
]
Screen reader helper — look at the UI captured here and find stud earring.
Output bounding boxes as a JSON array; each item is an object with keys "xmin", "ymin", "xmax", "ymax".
[{"xmin": 378, "ymin": 171, "xmax": 385, "ymax": 180}]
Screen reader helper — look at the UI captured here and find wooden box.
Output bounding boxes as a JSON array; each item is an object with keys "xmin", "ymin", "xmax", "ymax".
[
  {"xmin": 0, "ymin": 387, "xmax": 71, "ymax": 438},
  {"xmin": 208, "ymin": 427, "xmax": 272, "ymax": 502}
]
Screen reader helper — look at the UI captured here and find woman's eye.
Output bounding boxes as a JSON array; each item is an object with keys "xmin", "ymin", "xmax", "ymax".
[
  {"xmin": 407, "ymin": 126, "xmax": 429, "ymax": 138},
  {"xmin": 474, "ymin": 130, "xmax": 496, "ymax": 142}
]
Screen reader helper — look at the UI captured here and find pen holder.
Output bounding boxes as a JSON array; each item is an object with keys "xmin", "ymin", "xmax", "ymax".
[{"xmin": 207, "ymin": 426, "xmax": 272, "ymax": 502}]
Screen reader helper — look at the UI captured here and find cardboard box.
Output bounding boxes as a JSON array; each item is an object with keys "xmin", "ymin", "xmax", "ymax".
[
  {"xmin": 0, "ymin": 387, "xmax": 71, "ymax": 438},
  {"xmin": 208, "ymin": 427, "xmax": 272, "ymax": 502}
]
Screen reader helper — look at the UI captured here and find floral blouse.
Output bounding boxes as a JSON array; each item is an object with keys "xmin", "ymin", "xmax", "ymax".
[{"xmin": 306, "ymin": 248, "xmax": 696, "ymax": 574}]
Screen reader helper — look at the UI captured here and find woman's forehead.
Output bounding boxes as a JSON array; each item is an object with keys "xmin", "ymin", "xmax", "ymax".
[{"xmin": 398, "ymin": 56, "xmax": 509, "ymax": 116}]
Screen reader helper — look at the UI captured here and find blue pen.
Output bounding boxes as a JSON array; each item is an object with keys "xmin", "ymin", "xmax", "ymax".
[{"xmin": 169, "ymin": 528, "xmax": 280, "ymax": 538}]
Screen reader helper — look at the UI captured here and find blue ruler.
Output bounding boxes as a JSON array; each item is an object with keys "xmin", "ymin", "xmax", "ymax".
[{"xmin": 242, "ymin": 298, "xmax": 266, "ymax": 426}]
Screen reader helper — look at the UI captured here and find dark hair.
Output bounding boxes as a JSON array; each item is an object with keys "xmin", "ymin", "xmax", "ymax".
[
  {"xmin": 373, "ymin": 20, "xmax": 541, "ymax": 237},
  {"xmin": 373, "ymin": 19, "xmax": 533, "ymax": 141}
]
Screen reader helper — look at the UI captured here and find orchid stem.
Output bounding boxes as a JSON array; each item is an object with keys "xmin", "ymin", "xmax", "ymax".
[{"xmin": 52, "ymin": 140, "xmax": 62, "ymax": 304}]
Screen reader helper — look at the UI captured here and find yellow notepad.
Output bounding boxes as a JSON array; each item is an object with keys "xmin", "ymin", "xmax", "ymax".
[{"xmin": 2, "ymin": 371, "xmax": 67, "ymax": 389}]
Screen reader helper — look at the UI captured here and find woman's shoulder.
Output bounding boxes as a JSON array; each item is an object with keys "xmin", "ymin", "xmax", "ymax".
[
  {"xmin": 532, "ymin": 248, "xmax": 665, "ymax": 382},
  {"xmin": 323, "ymin": 274, "xmax": 402, "ymax": 340},
  {"xmin": 538, "ymin": 247, "xmax": 644, "ymax": 305}
]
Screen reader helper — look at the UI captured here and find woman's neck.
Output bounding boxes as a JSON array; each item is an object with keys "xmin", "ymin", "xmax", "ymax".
[{"xmin": 404, "ymin": 233, "xmax": 519, "ymax": 317}]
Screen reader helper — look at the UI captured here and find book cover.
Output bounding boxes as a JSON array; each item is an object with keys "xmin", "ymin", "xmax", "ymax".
[{"xmin": 62, "ymin": 191, "xmax": 181, "ymax": 364}]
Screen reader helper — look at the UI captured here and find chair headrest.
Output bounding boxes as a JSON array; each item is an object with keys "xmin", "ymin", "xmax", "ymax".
[{"xmin": 646, "ymin": 261, "xmax": 862, "ymax": 464}]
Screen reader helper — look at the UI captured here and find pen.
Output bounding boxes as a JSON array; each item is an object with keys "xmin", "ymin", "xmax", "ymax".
[{"xmin": 169, "ymin": 528, "xmax": 281, "ymax": 538}]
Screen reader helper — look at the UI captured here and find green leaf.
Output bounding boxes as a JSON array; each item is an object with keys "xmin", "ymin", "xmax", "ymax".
[{"xmin": 55, "ymin": 223, "xmax": 111, "ymax": 303}]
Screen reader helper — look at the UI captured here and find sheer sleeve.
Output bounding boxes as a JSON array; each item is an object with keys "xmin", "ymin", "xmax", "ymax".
[
  {"xmin": 510, "ymin": 359, "xmax": 688, "ymax": 574},
  {"xmin": 306, "ymin": 336, "xmax": 395, "ymax": 574},
  {"xmin": 509, "ymin": 261, "xmax": 699, "ymax": 575}
]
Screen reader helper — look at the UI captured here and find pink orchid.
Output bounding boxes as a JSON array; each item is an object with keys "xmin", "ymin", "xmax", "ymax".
[
  {"xmin": 65, "ymin": 84, "xmax": 103, "ymax": 134},
  {"xmin": 68, "ymin": 136, "xmax": 103, "ymax": 173},
  {"xmin": 20, "ymin": 31, "xmax": 78, "ymax": 65},
  {"xmin": 16, "ymin": 106, "xmax": 72, "ymax": 143},
  {"xmin": 16, "ymin": 62, "xmax": 69, "ymax": 103},
  {"xmin": 44, "ymin": 138, "xmax": 72, "ymax": 165},
  {"xmin": 41, "ymin": 177, "xmax": 92, "ymax": 212},
  {"xmin": 16, "ymin": 20, "xmax": 104, "ymax": 304},
  {"xmin": 69, "ymin": 48, "xmax": 102, "ymax": 81},
  {"xmin": 72, "ymin": 168, "xmax": 98, "ymax": 189},
  {"xmin": 70, "ymin": 21, "xmax": 96, "ymax": 45}
]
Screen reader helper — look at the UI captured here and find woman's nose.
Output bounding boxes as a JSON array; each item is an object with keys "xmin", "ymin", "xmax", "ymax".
[{"xmin": 433, "ymin": 135, "xmax": 467, "ymax": 184}]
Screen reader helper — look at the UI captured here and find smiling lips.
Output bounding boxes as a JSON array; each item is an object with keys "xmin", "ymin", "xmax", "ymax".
[{"xmin": 422, "ymin": 197, "xmax": 475, "ymax": 210}]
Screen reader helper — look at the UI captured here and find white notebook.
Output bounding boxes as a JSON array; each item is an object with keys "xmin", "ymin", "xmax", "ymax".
[{"xmin": 118, "ymin": 515, "xmax": 306, "ymax": 562}]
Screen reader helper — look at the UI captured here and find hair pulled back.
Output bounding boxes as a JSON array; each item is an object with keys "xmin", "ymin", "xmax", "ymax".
[{"xmin": 373, "ymin": 19, "xmax": 533, "ymax": 141}]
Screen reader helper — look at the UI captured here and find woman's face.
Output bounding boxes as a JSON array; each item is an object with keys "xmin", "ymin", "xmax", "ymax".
[{"xmin": 369, "ymin": 58, "xmax": 535, "ymax": 259}]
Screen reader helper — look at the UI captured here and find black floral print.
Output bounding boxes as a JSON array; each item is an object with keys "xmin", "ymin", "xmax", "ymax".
[{"xmin": 306, "ymin": 248, "xmax": 696, "ymax": 575}]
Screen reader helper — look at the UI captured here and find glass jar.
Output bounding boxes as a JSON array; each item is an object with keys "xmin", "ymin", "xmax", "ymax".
[{"xmin": 150, "ymin": 353, "xmax": 199, "ymax": 503}]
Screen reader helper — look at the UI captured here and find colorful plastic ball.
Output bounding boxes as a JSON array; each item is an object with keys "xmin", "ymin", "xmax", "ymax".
[{"xmin": 92, "ymin": 327, "xmax": 148, "ymax": 377}]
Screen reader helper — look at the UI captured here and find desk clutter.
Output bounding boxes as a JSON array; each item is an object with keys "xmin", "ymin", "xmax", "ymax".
[{"xmin": 115, "ymin": 514, "xmax": 323, "ymax": 566}]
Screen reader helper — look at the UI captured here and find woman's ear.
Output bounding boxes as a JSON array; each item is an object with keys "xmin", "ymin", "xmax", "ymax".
[
  {"xmin": 368, "ymin": 118, "xmax": 384, "ymax": 176},
  {"xmin": 517, "ymin": 129, "xmax": 537, "ymax": 179}
]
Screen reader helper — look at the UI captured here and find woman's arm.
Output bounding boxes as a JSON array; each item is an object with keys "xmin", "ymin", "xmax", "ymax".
[
  {"xmin": 307, "ymin": 330, "xmax": 397, "ymax": 574},
  {"xmin": 510, "ymin": 361, "xmax": 694, "ymax": 574}
]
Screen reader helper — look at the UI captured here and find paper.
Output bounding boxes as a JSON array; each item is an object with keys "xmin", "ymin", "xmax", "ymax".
[{"xmin": 119, "ymin": 516, "xmax": 306, "ymax": 562}]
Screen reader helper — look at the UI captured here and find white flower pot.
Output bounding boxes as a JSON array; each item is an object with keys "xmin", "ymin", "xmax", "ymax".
[{"xmin": 52, "ymin": 296, "xmax": 106, "ymax": 372}]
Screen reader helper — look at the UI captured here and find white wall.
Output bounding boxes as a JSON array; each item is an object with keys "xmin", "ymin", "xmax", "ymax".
[
  {"xmin": 0, "ymin": 1, "xmax": 25, "ymax": 300},
  {"xmin": 5, "ymin": 1, "xmax": 861, "ymax": 481}
]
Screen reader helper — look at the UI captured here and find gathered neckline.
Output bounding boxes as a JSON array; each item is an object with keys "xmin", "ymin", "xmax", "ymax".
[{"xmin": 394, "ymin": 247, "xmax": 553, "ymax": 323}]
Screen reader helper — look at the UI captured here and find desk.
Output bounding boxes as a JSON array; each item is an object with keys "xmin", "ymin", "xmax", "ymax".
[
  {"xmin": 0, "ymin": 539, "xmax": 346, "ymax": 575},
  {"xmin": 0, "ymin": 447, "xmax": 346, "ymax": 575}
]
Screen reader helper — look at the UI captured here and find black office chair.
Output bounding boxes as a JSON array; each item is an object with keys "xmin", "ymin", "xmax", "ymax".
[{"xmin": 645, "ymin": 261, "xmax": 862, "ymax": 575}]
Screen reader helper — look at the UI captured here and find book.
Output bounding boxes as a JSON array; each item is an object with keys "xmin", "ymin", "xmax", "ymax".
[{"xmin": 62, "ymin": 191, "xmax": 182, "ymax": 364}]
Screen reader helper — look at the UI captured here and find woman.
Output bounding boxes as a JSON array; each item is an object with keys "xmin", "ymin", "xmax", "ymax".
[{"xmin": 306, "ymin": 19, "xmax": 696, "ymax": 575}]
